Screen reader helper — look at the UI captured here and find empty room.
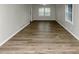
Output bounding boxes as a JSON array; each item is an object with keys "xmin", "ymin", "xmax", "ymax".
[{"xmin": 0, "ymin": 4, "xmax": 79, "ymax": 54}]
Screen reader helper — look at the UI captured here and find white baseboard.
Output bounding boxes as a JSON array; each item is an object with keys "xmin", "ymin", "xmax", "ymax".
[
  {"xmin": 56, "ymin": 20, "xmax": 79, "ymax": 40},
  {"xmin": 0, "ymin": 22, "xmax": 30, "ymax": 46}
]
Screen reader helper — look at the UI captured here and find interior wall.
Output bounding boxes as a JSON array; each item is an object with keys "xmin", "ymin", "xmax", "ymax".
[
  {"xmin": 56, "ymin": 4, "xmax": 79, "ymax": 40},
  {"xmin": 0, "ymin": 4, "xmax": 32, "ymax": 45},
  {"xmin": 32, "ymin": 4, "xmax": 56, "ymax": 20}
]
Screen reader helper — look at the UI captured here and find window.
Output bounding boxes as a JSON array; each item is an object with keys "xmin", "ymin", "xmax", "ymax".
[
  {"xmin": 45, "ymin": 8, "xmax": 50, "ymax": 16},
  {"xmin": 38, "ymin": 8, "xmax": 51, "ymax": 16},
  {"xmin": 65, "ymin": 4, "xmax": 73, "ymax": 24},
  {"xmin": 39, "ymin": 8, "xmax": 44, "ymax": 16}
]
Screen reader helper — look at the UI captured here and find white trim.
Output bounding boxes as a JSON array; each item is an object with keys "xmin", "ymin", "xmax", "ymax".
[
  {"xmin": 30, "ymin": 6, "xmax": 33, "ymax": 22},
  {"xmin": 0, "ymin": 22, "xmax": 30, "ymax": 46},
  {"xmin": 56, "ymin": 20, "xmax": 79, "ymax": 40}
]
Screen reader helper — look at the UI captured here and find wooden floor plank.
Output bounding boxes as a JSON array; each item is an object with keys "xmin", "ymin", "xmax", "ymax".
[{"xmin": 0, "ymin": 21, "xmax": 79, "ymax": 54}]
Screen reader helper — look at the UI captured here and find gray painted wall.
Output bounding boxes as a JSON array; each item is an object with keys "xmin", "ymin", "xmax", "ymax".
[
  {"xmin": 56, "ymin": 4, "xmax": 79, "ymax": 40},
  {"xmin": 32, "ymin": 4, "xmax": 56, "ymax": 20},
  {"xmin": 0, "ymin": 4, "xmax": 32, "ymax": 45}
]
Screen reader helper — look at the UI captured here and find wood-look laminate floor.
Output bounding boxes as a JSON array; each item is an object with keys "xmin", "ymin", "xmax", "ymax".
[{"xmin": 0, "ymin": 21, "xmax": 79, "ymax": 54}]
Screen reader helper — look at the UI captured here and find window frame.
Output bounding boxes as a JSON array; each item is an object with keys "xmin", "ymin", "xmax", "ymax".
[
  {"xmin": 44, "ymin": 8, "xmax": 51, "ymax": 16},
  {"xmin": 38, "ymin": 7, "xmax": 51, "ymax": 16},
  {"xmin": 38, "ymin": 8, "xmax": 44, "ymax": 16},
  {"xmin": 65, "ymin": 4, "xmax": 73, "ymax": 24}
]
